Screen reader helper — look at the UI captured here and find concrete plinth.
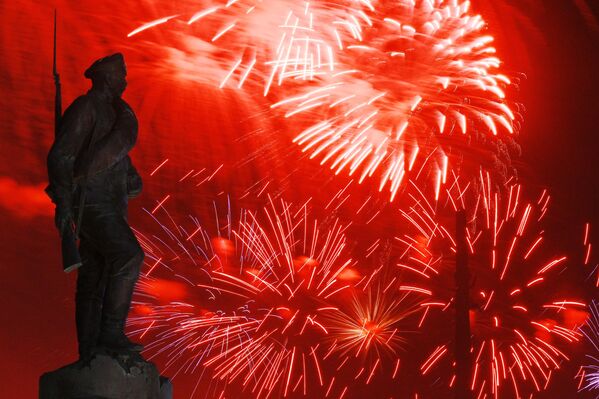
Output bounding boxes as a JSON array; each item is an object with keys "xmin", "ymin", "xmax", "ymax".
[{"xmin": 39, "ymin": 349, "xmax": 172, "ymax": 399}]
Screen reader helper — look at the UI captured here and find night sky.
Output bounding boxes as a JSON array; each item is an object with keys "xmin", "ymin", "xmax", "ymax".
[{"xmin": 1, "ymin": 1, "xmax": 598, "ymax": 398}]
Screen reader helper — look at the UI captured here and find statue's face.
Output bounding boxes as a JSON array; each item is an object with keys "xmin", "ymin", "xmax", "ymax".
[
  {"xmin": 99, "ymin": 64, "xmax": 127, "ymax": 98},
  {"xmin": 108, "ymin": 69, "xmax": 127, "ymax": 97}
]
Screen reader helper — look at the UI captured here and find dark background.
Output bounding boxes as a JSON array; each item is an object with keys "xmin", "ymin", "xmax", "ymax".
[{"xmin": 0, "ymin": 0, "xmax": 598, "ymax": 398}]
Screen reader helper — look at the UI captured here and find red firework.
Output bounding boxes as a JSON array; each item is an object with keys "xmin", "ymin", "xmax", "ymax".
[
  {"xmin": 273, "ymin": 0, "xmax": 519, "ymax": 201},
  {"xmin": 394, "ymin": 175, "xmax": 585, "ymax": 398},
  {"xmin": 319, "ymin": 284, "xmax": 425, "ymax": 398},
  {"xmin": 129, "ymin": 197, "xmax": 378, "ymax": 397}
]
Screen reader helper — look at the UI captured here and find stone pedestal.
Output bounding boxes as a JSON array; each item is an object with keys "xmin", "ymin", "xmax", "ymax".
[{"xmin": 39, "ymin": 349, "xmax": 172, "ymax": 399}]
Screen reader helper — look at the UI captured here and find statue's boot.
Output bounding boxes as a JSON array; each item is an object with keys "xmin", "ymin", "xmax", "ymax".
[
  {"xmin": 76, "ymin": 297, "xmax": 103, "ymax": 360},
  {"xmin": 98, "ymin": 251, "xmax": 144, "ymax": 352}
]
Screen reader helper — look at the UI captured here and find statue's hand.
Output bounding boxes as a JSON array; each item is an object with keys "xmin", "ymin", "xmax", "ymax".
[
  {"xmin": 127, "ymin": 171, "xmax": 142, "ymax": 198},
  {"xmin": 55, "ymin": 205, "xmax": 74, "ymax": 235}
]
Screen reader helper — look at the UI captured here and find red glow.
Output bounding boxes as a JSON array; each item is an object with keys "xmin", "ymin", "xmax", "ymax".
[
  {"xmin": 145, "ymin": 279, "xmax": 188, "ymax": 304},
  {"xmin": 0, "ymin": 177, "xmax": 53, "ymax": 219},
  {"xmin": 1, "ymin": 1, "xmax": 596, "ymax": 398},
  {"xmin": 212, "ymin": 237, "xmax": 235, "ymax": 258}
]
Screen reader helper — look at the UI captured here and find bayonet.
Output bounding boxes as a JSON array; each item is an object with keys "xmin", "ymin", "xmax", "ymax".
[{"xmin": 53, "ymin": 9, "xmax": 61, "ymax": 138}]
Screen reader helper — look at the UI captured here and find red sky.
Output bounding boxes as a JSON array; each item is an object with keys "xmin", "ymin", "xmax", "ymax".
[{"xmin": 1, "ymin": 1, "xmax": 598, "ymax": 398}]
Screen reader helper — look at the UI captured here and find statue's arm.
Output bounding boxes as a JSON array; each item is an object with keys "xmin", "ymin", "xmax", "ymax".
[
  {"xmin": 86, "ymin": 98, "xmax": 138, "ymax": 174},
  {"xmin": 47, "ymin": 96, "xmax": 95, "ymax": 208}
]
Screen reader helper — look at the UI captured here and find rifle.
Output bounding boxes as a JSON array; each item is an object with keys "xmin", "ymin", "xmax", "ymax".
[{"xmin": 54, "ymin": 9, "xmax": 82, "ymax": 273}]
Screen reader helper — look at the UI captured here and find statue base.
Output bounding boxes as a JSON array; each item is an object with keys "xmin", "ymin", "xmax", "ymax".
[{"xmin": 39, "ymin": 348, "xmax": 172, "ymax": 399}]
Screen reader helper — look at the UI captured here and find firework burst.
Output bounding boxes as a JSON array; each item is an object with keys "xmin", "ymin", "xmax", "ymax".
[
  {"xmin": 326, "ymin": 289, "xmax": 413, "ymax": 358},
  {"xmin": 319, "ymin": 285, "xmax": 425, "ymax": 397},
  {"xmin": 394, "ymin": 176, "xmax": 585, "ymax": 398},
  {"xmin": 273, "ymin": 0, "xmax": 519, "ymax": 201},
  {"xmin": 129, "ymin": 197, "xmax": 376, "ymax": 397}
]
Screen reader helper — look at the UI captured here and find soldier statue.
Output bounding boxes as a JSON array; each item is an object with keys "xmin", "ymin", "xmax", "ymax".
[{"xmin": 46, "ymin": 53, "xmax": 145, "ymax": 361}]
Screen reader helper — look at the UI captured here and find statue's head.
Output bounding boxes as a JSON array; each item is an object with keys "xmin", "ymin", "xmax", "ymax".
[{"xmin": 85, "ymin": 53, "xmax": 127, "ymax": 97}]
